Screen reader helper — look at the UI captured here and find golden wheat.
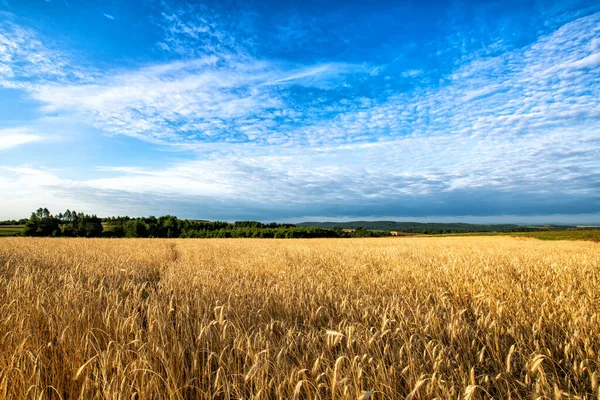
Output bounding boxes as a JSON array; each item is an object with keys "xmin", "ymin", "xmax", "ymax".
[{"xmin": 0, "ymin": 237, "xmax": 599, "ymax": 399}]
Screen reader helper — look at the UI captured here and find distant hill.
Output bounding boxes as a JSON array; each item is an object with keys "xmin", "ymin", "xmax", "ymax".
[{"xmin": 296, "ymin": 221, "xmax": 576, "ymax": 234}]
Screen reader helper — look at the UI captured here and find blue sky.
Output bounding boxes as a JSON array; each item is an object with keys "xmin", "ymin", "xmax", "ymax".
[{"xmin": 0, "ymin": 0, "xmax": 599, "ymax": 223}]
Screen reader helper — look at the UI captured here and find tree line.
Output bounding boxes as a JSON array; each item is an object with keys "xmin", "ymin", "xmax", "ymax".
[
  {"xmin": 19, "ymin": 208, "xmax": 388, "ymax": 238},
  {"xmin": 297, "ymin": 220, "xmax": 573, "ymax": 233},
  {"xmin": 0, "ymin": 218, "xmax": 28, "ymax": 225}
]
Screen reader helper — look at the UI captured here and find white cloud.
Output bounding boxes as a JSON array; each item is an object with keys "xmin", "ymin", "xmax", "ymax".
[
  {"xmin": 103, "ymin": 14, "xmax": 115, "ymax": 20},
  {"xmin": 571, "ymin": 52, "xmax": 600, "ymax": 68},
  {"xmin": 0, "ymin": 167, "xmax": 76, "ymax": 218},
  {"xmin": 0, "ymin": 128, "xmax": 44, "ymax": 150},
  {"xmin": 1, "ymin": 121, "xmax": 598, "ymax": 219},
  {"xmin": 287, "ymin": 12, "xmax": 600, "ymax": 147},
  {"xmin": 24, "ymin": 57, "xmax": 367, "ymax": 145},
  {"xmin": 401, "ymin": 69, "xmax": 422, "ymax": 78},
  {"xmin": 4, "ymin": 10, "xmax": 597, "ymax": 151},
  {"xmin": 0, "ymin": 15, "xmax": 96, "ymax": 89}
]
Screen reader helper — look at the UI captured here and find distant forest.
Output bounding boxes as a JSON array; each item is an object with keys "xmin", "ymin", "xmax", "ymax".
[
  {"xmin": 297, "ymin": 220, "xmax": 576, "ymax": 233},
  {"xmin": 0, "ymin": 208, "xmax": 578, "ymax": 238}
]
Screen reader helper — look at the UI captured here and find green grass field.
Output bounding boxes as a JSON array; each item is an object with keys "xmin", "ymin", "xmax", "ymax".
[
  {"xmin": 0, "ymin": 225, "xmax": 24, "ymax": 236},
  {"xmin": 511, "ymin": 229, "xmax": 600, "ymax": 242},
  {"xmin": 429, "ymin": 229, "xmax": 600, "ymax": 242}
]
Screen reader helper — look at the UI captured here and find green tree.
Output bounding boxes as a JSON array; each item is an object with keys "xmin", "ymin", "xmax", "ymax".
[
  {"xmin": 24, "ymin": 208, "xmax": 60, "ymax": 236},
  {"xmin": 125, "ymin": 219, "xmax": 148, "ymax": 238},
  {"xmin": 158, "ymin": 216, "xmax": 181, "ymax": 238},
  {"xmin": 73, "ymin": 213, "xmax": 103, "ymax": 237}
]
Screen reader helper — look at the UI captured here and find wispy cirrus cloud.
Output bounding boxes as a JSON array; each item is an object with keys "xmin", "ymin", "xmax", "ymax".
[
  {"xmin": 27, "ymin": 57, "xmax": 369, "ymax": 145},
  {"xmin": 0, "ymin": 14, "xmax": 96, "ymax": 88},
  {"xmin": 1, "ymin": 8, "xmax": 372, "ymax": 145},
  {"xmin": 292, "ymin": 12, "xmax": 600, "ymax": 146},
  {"xmin": 6, "ymin": 9, "xmax": 595, "ymax": 151}
]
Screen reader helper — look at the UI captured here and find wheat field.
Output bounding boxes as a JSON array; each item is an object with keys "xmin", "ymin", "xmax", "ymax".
[{"xmin": 0, "ymin": 237, "xmax": 598, "ymax": 399}]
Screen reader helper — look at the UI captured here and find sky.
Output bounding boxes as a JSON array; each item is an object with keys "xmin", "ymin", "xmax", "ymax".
[{"xmin": 0, "ymin": 0, "xmax": 599, "ymax": 223}]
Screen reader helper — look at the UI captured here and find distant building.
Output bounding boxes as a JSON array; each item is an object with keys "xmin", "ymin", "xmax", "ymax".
[{"xmin": 390, "ymin": 231, "xmax": 416, "ymax": 236}]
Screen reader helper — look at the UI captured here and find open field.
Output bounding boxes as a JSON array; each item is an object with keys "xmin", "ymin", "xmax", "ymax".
[
  {"xmin": 0, "ymin": 237, "xmax": 599, "ymax": 399},
  {"xmin": 427, "ymin": 229, "xmax": 600, "ymax": 242},
  {"xmin": 512, "ymin": 229, "xmax": 600, "ymax": 242},
  {"xmin": 0, "ymin": 225, "xmax": 24, "ymax": 236}
]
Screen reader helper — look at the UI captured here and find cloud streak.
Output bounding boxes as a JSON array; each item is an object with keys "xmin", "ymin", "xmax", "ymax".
[{"xmin": 0, "ymin": 128, "xmax": 44, "ymax": 150}]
